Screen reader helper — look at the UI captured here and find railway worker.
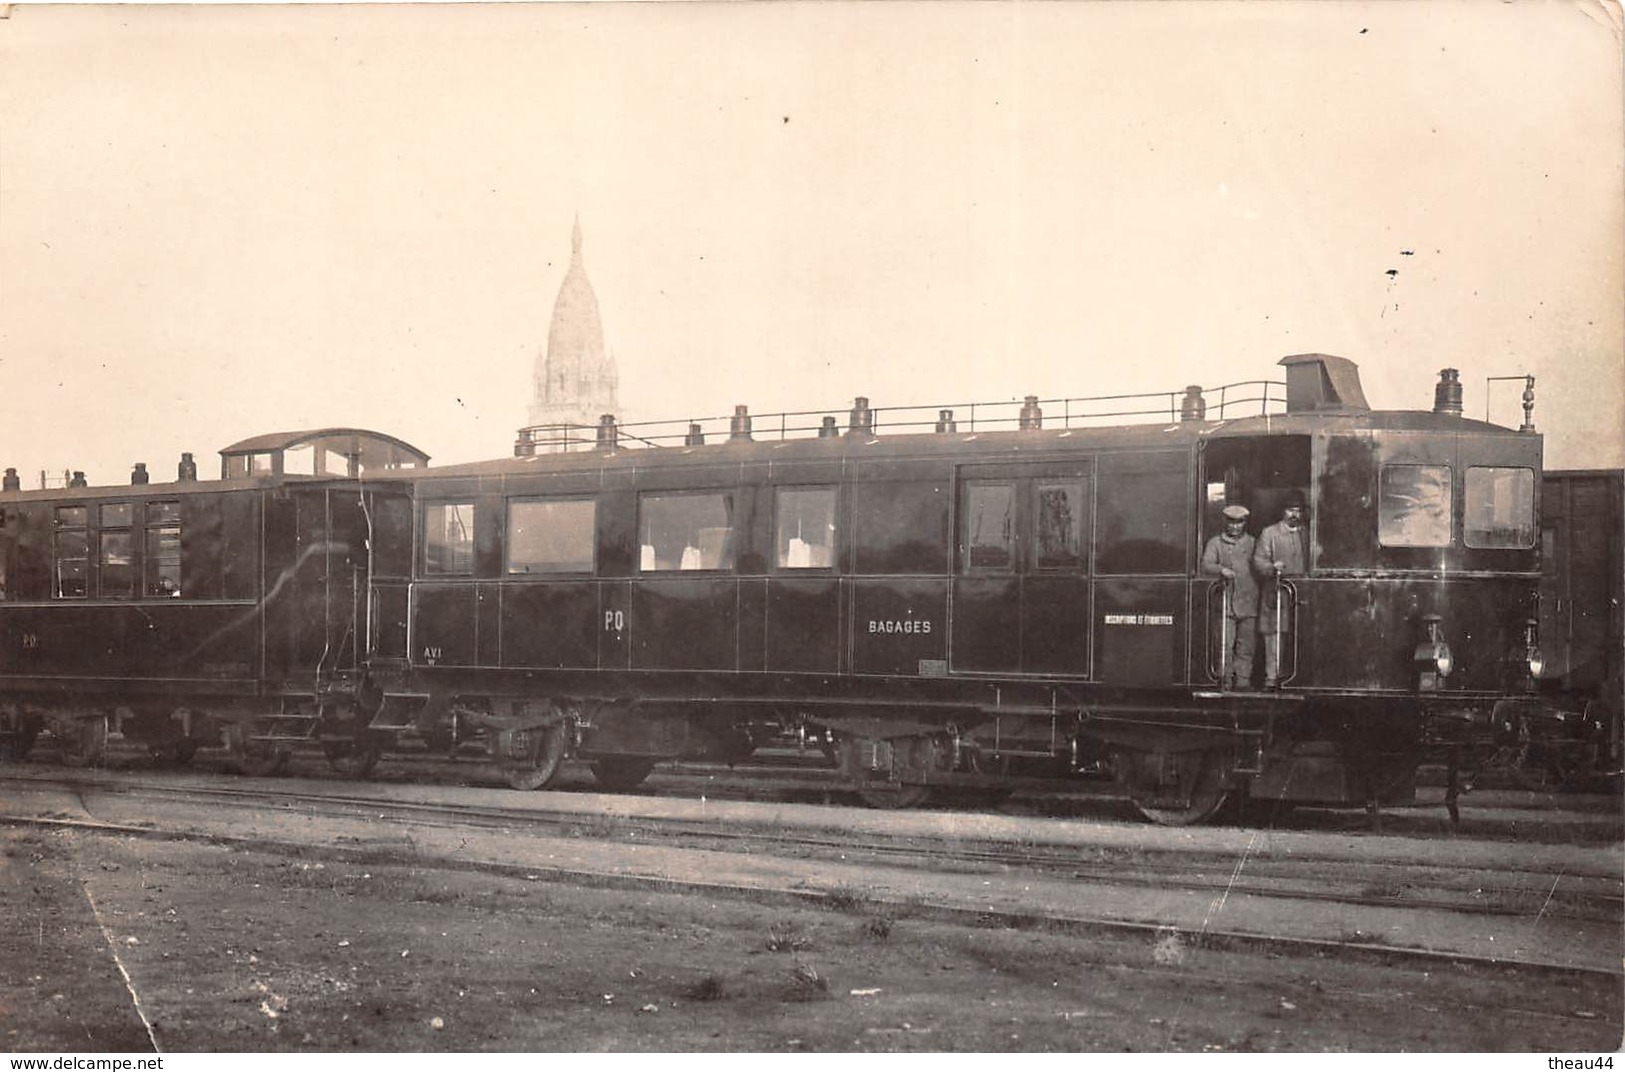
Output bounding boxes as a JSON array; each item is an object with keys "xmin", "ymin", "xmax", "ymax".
[
  {"xmin": 1253, "ymin": 493, "xmax": 1309, "ymax": 689},
  {"xmin": 1201, "ymin": 504, "xmax": 1258, "ymax": 690}
]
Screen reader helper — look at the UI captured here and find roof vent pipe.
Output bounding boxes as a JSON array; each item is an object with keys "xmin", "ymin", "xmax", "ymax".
[
  {"xmin": 69, "ymin": 471, "xmax": 88, "ymax": 488},
  {"xmin": 514, "ymin": 429, "xmax": 536, "ymax": 458},
  {"xmin": 596, "ymin": 414, "xmax": 619, "ymax": 450},
  {"xmin": 818, "ymin": 416, "xmax": 840, "ymax": 439},
  {"xmin": 935, "ymin": 409, "xmax": 957, "ymax": 434},
  {"xmin": 131, "ymin": 463, "xmax": 149, "ymax": 485},
  {"xmin": 2, "ymin": 468, "xmax": 18, "ymax": 492},
  {"xmin": 1019, "ymin": 395, "xmax": 1042, "ymax": 430},
  {"xmin": 729, "ymin": 405, "xmax": 753, "ymax": 441},
  {"xmin": 848, "ymin": 397, "xmax": 873, "ymax": 436},
  {"xmin": 1433, "ymin": 368, "xmax": 1463, "ymax": 416},
  {"xmin": 177, "ymin": 452, "xmax": 198, "ymax": 482},
  {"xmin": 1180, "ymin": 385, "xmax": 1206, "ymax": 422},
  {"xmin": 684, "ymin": 423, "xmax": 706, "ymax": 446}
]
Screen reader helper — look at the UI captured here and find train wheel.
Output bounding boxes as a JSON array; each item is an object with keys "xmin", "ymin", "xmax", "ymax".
[
  {"xmin": 590, "ymin": 756, "xmax": 656, "ymax": 791},
  {"xmin": 499, "ymin": 723, "xmax": 566, "ymax": 791},
  {"xmin": 840, "ymin": 737, "xmax": 931, "ymax": 810},
  {"xmin": 57, "ymin": 715, "xmax": 109, "ymax": 768},
  {"xmin": 227, "ymin": 725, "xmax": 291, "ymax": 777},
  {"xmin": 1115, "ymin": 748, "xmax": 1232, "ymax": 826},
  {"xmin": 324, "ymin": 738, "xmax": 383, "ymax": 779}
]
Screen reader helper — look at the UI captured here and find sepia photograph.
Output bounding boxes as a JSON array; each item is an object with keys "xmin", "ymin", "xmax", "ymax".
[{"xmin": 0, "ymin": 0, "xmax": 1620, "ymax": 1058}]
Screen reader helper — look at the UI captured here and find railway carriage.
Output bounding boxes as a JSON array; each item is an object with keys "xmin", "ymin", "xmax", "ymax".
[
  {"xmin": 0, "ymin": 430, "xmax": 423, "ymax": 773},
  {"xmin": 0, "ymin": 354, "xmax": 1605, "ymax": 823}
]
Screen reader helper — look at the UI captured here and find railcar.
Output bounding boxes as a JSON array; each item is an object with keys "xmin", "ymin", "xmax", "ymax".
[
  {"xmin": 0, "ymin": 431, "xmax": 424, "ymax": 773},
  {"xmin": 1, "ymin": 355, "xmax": 1604, "ymax": 824},
  {"xmin": 353, "ymin": 353, "xmax": 1586, "ymax": 821}
]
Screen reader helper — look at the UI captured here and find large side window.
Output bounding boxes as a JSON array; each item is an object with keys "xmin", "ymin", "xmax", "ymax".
[
  {"xmin": 1465, "ymin": 467, "xmax": 1535, "ymax": 549},
  {"xmin": 424, "ymin": 501, "xmax": 475, "ymax": 575},
  {"xmin": 776, "ymin": 486, "xmax": 836, "ymax": 569},
  {"xmin": 507, "ymin": 499, "xmax": 596, "ymax": 574},
  {"xmin": 145, "ymin": 501, "xmax": 182, "ymax": 597},
  {"xmin": 1379, "ymin": 465, "xmax": 1452, "ymax": 548},
  {"xmin": 640, "ymin": 492, "xmax": 735, "ymax": 571},
  {"xmin": 54, "ymin": 506, "xmax": 88, "ymax": 598},
  {"xmin": 961, "ymin": 482, "xmax": 1016, "ymax": 571}
]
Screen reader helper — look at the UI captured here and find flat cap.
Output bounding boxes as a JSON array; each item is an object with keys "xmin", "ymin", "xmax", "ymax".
[{"xmin": 1222, "ymin": 504, "xmax": 1250, "ymax": 520}]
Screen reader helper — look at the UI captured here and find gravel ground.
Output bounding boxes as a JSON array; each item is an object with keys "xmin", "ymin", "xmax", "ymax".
[{"xmin": 1, "ymin": 817, "xmax": 1619, "ymax": 1053}]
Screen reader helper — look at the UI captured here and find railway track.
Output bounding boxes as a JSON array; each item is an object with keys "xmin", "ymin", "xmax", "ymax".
[{"xmin": 5, "ymin": 763, "xmax": 1620, "ymax": 979}]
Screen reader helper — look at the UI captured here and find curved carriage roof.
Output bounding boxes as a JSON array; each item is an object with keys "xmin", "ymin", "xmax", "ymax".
[{"xmin": 220, "ymin": 428, "xmax": 429, "ymax": 474}]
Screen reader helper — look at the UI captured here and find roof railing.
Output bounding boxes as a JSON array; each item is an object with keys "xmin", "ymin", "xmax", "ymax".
[{"xmin": 514, "ymin": 378, "xmax": 1287, "ymax": 455}]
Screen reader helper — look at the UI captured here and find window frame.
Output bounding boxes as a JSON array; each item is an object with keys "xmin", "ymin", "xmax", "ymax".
[
  {"xmin": 422, "ymin": 500, "xmax": 476, "ymax": 577},
  {"xmin": 53, "ymin": 505, "xmax": 89, "ymax": 599},
  {"xmin": 959, "ymin": 479, "xmax": 1018, "ymax": 574},
  {"xmin": 505, "ymin": 496, "xmax": 598, "ymax": 576},
  {"xmin": 774, "ymin": 485, "xmax": 838, "ymax": 572},
  {"xmin": 145, "ymin": 500, "xmax": 182, "ymax": 598},
  {"xmin": 1377, "ymin": 463, "xmax": 1454, "ymax": 549},
  {"xmin": 638, "ymin": 490, "xmax": 738, "ymax": 573},
  {"xmin": 1463, "ymin": 465, "xmax": 1536, "ymax": 550}
]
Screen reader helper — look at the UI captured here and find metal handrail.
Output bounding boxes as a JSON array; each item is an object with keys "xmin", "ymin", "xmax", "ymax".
[{"xmin": 515, "ymin": 379, "xmax": 1287, "ymax": 454}]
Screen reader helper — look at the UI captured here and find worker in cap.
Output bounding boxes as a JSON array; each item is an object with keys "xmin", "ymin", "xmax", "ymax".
[
  {"xmin": 1201, "ymin": 503, "xmax": 1258, "ymax": 690},
  {"xmin": 1253, "ymin": 491, "xmax": 1310, "ymax": 687}
]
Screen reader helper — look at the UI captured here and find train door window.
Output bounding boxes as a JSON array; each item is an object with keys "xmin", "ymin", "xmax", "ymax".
[
  {"xmin": 97, "ymin": 503, "xmax": 134, "ymax": 598},
  {"xmin": 775, "ymin": 486, "xmax": 836, "ymax": 569},
  {"xmin": 640, "ymin": 492, "xmax": 736, "ymax": 571},
  {"xmin": 1032, "ymin": 481, "xmax": 1086, "ymax": 571},
  {"xmin": 1464, "ymin": 467, "xmax": 1535, "ymax": 549},
  {"xmin": 53, "ymin": 506, "xmax": 88, "ymax": 598},
  {"xmin": 507, "ymin": 498, "xmax": 596, "ymax": 574},
  {"xmin": 1096, "ymin": 456, "xmax": 1187, "ymax": 574},
  {"xmin": 961, "ymin": 481, "xmax": 1016, "ymax": 571},
  {"xmin": 145, "ymin": 501, "xmax": 182, "ymax": 597},
  {"xmin": 1378, "ymin": 464, "xmax": 1452, "ymax": 547},
  {"xmin": 423, "ymin": 501, "xmax": 474, "ymax": 575}
]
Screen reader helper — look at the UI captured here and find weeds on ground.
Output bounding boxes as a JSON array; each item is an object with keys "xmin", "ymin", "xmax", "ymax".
[{"xmin": 825, "ymin": 884, "xmax": 870, "ymax": 913}]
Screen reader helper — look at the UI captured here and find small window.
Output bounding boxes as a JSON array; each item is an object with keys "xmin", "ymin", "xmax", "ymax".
[
  {"xmin": 508, "ymin": 499, "xmax": 596, "ymax": 574},
  {"xmin": 54, "ymin": 506, "xmax": 88, "ymax": 598},
  {"xmin": 424, "ymin": 502, "xmax": 474, "ymax": 575},
  {"xmin": 962, "ymin": 482, "xmax": 1015, "ymax": 571},
  {"xmin": 776, "ymin": 487, "xmax": 836, "ymax": 569},
  {"xmin": 1033, "ymin": 482, "xmax": 1085, "ymax": 571},
  {"xmin": 1379, "ymin": 465, "xmax": 1452, "ymax": 548},
  {"xmin": 146, "ymin": 501, "xmax": 181, "ymax": 597},
  {"xmin": 640, "ymin": 492, "xmax": 735, "ymax": 571},
  {"xmin": 100, "ymin": 503, "xmax": 132, "ymax": 527},
  {"xmin": 1465, "ymin": 467, "xmax": 1535, "ymax": 549}
]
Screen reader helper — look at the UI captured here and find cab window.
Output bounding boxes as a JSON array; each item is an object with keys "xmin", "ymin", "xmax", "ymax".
[
  {"xmin": 1465, "ymin": 467, "xmax": 1535, "ymax": 549},
  {"xmin": 1379, "ymin": 465, "xmax": 1452, "ymax": 548}
]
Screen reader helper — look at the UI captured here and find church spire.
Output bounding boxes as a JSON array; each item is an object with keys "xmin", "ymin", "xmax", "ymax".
[{"xmin": 528, "ymin": 218, "xmax": 619, "ymax": 442}]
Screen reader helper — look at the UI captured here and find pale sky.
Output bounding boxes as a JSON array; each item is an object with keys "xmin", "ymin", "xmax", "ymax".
[{"xmin": 1, "ymin": 1, "xmax": 1621, "ymax": 485}]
